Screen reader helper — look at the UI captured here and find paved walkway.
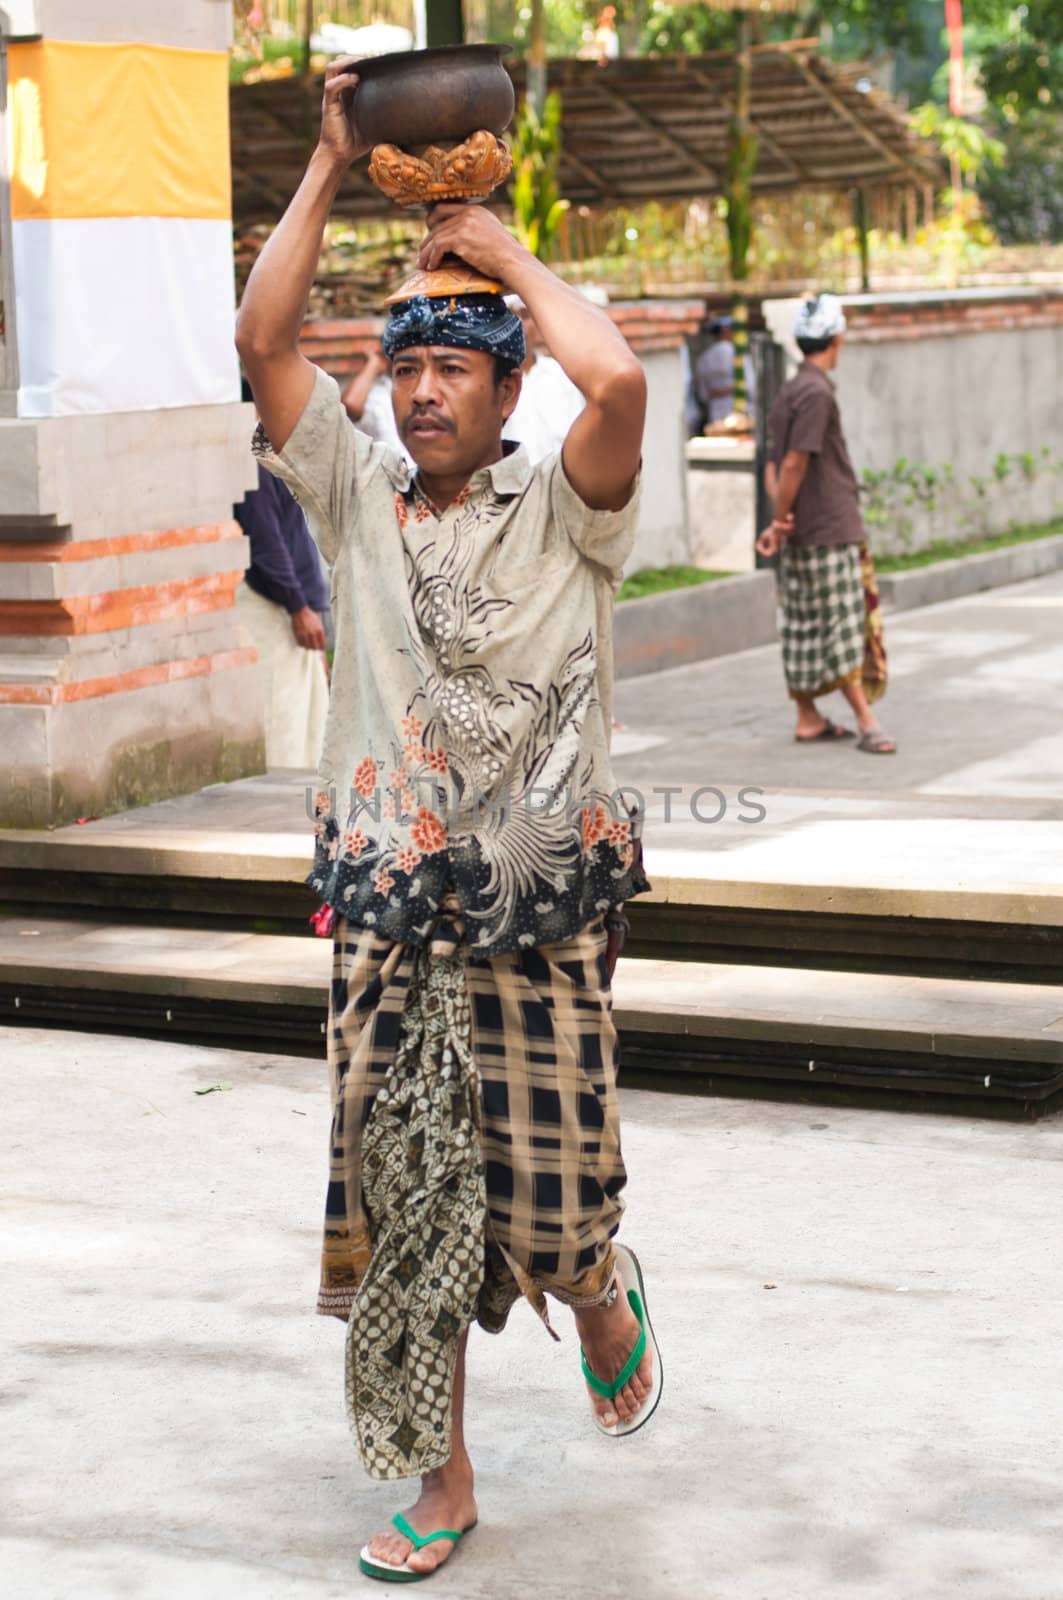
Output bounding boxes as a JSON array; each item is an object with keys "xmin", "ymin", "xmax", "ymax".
[
  {"xmin": 613, "ymin": 568, "xmax": 1063, "ymax": 807},
  {"xmin": 4, "ymin": 1026, "xmax": 1062, "ymax": 1600},
  {"xmin": 7, "ymin": 572, "xmax": 1059, "ymax": 929}
]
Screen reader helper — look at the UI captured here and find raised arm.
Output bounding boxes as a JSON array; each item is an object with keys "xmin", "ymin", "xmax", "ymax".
[
  {"xmin": 417, "ymin": 205, "xmax": 646, "ymax": 510},
  {"xmin": 342, "ymin": 346, "xmax": 389, "ymax": 424},
  {"xmin": 235, "ymin": 59, "xmax": 368, "ymax": 452}
]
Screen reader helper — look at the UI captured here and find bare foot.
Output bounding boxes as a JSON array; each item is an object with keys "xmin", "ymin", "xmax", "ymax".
[
  {"xmin": 575, "ymin": 1280, "xmax": 653, "ymax": 1430},
  {"xmin": 363, "ymin": 1460, "xmax": 477, "ymax": 1577},
  {"xmin": 795, "ymin": 711, "xmax": 831, "ymax": 740}
]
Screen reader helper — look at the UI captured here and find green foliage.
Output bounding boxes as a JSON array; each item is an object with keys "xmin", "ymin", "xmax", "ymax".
[
  {"xmin": 873, "ymin": 518, "xmax": 1063, "ymax": 576},
  {"xmin": 978, "ymin": 110, "xmax": 1063, "ymax": 244},
  {"xmin": 968, "ymin": 0, "xmax": 1063, "ymax": 117},
  {"xmin": 636, "ymin": 1, "xmax": 933, "ymax": 60},
  {"xmin": 910, "ymin": 104, "xmax": 1005, "ymax": 184},
  {"xmin": 860, "ymin": 447, "xmax": 1063, "ymax": 547},
  {"xmin": 509, "ymin": 91, "xmax": 570, "ymax": 262},
  {"xmin": 638, "ymin": 2, "xmax": 734, "ymax": 57},
  {"xmin": 501, "ymin": 0, "xmax": 595, "ymax": 56},
  {"xmin": 808, "ymin": 0, "xmax": 933, "ymax": 56}
]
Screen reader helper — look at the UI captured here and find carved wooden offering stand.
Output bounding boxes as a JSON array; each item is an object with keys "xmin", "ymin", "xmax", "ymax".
[{"xmin": 348, "ymin": 44, "xmax": 515, "ymax": 302}]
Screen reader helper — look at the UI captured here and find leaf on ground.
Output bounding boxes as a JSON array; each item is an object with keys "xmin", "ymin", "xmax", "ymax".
[{"xmin": 194, "ymin": 1083, "xmax": 234, "ymax": 1096}]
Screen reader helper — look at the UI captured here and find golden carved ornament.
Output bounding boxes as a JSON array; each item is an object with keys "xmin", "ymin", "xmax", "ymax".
[
  {"xmin": 383, "ymin": 262, "xmax": 504, "ymax": 305},
  {"xmin": 368, "ymin": 130, "xmax": 513, "ymax": 207}
]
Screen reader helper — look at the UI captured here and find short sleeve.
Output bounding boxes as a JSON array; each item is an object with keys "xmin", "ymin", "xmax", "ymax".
[
  {"xmin": 787, "ymin": 385, "xmax": 833, "ymax": 456},
  {"xmin": 252, "ymin": 366, "xmax": 373, "ymax": 565},
  {"xmin": 548, "ymin": 453, "xmax": 641, "ymax": 582}
]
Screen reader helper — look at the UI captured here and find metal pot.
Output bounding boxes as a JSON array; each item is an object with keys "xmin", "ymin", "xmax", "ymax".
[{"xmin": 347, "ymin": 43, "xmax": 514, "ymax": 148}]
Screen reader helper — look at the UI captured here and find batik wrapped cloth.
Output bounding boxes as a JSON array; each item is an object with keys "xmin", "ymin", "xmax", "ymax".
[
  {"xmin": 382, "ymin": 291, "xmax": 526, "ymax": 368},
  {"xmin": 860, "ymin": 544, "xmax": 888, "ymax": 704},
  {"xmin": 328, "ymin": 902, "xmax": 625, "ymax": 1481}
]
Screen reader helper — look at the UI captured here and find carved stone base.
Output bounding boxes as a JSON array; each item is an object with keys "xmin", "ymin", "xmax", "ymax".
[{"xmin": 368, "ymin": 130, "xmax": 513, "ymax": 207}]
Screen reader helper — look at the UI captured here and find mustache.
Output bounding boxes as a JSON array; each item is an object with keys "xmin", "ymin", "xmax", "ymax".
[{"xmin": 402, "ymin": 406, "xmax": 455, "ymax": 437}]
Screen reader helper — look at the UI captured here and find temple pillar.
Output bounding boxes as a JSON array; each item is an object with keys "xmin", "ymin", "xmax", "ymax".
[{"xmin": 0, "ymin": 1, "xmax": 263, "ymax": 828}]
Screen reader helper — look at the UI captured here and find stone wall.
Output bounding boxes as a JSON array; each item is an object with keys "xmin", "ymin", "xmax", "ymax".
[{"xmin": 0, "ymin": 0, "xmax": 263, "ymax": 828}]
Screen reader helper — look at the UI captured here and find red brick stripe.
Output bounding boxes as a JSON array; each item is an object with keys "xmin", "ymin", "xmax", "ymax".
[
  {"xmin": 0, "ymin": 571, "xmax": 243, "ymax": 636},
  {"xmin": 0, "ymin": 646, "xmax": 258, "ymax": 705},
  {"xmin": 0, "ymin": 520, "xmax": 245, "ymax": 564}
]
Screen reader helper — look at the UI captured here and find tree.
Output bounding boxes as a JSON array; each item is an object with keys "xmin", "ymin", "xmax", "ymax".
[
  {"xmin": 978, "ymin": 110, "xmax": 1063, "ymax": 243},
  {"xmin": 968, "ymin": 0, "xmax": 1063, "ymax": 117},
  {"xmin": 509, "ymin": 92, "xmax": 570, "ymax": 261},
  {"xmin": 699, "ymin": 2, "xmax": 800, "ymax": 417},
  {"xmin": 639, "ymin": 0, "xmax": 933, "ymax": 60}
]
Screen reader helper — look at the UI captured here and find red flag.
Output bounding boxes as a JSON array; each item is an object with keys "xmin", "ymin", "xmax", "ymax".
[{"xmin": 945, "ymin": 0, "xmax": 965, "ymax": 116}]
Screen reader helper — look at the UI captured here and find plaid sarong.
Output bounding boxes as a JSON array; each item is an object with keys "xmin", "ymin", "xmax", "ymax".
[
  {"xmin": 321, "ymin": 909, "xmax": 625, "ymax": 1479},
  {"xmin": 779, "ymin": 541, "xmax": 866, "ymax": 700}
]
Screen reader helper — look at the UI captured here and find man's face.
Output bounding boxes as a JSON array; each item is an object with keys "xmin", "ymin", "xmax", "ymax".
[
  {"xmin": 390, "ymin": 345, "xmax": 520, "ymax": 476},
  {"xmin": 827, "ymin": 334, "xmax": 843, "ymax": 369}
]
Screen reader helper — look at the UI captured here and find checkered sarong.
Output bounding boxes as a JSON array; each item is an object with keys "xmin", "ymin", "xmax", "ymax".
[
  {"xmin": 779, "ymin": 542, "xmax": 866, "ymax": 699},
  {"xmin": 320, "ymin": 909, "xmax": 625, "ymax": 1478}
]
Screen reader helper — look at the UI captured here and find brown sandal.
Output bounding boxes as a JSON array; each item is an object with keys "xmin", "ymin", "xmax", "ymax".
[
  {"xmin": 857, "ymin": 729, "xmax": 897, "ymax": 754},
  {"xmin": 795, "ymin": 720, "xmax": 855, "ymax": 743}
]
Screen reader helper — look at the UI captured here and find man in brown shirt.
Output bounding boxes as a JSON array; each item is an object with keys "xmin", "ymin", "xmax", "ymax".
[{"xmin": 759, "ymin": 294, "xmax": 896, "ymax": 753}]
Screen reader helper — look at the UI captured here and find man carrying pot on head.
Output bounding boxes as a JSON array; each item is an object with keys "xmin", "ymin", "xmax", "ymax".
[
  {"xmin": 758, "ymin": 292, "xmax": 895, "ymax": 753},
  {"xmin": 235, "ymin": 57, "xmax": 661, "ymax": 1584}
]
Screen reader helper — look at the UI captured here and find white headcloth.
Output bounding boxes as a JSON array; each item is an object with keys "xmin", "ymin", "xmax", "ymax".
[{"xmin": 793, "ymin": 292, "xmax": 847, "ymax": 342}]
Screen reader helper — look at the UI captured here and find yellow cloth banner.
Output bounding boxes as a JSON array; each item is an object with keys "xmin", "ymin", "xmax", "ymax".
[{"xmin": 9, "ymin": 40, "xmax": 231, "ymax": 222}]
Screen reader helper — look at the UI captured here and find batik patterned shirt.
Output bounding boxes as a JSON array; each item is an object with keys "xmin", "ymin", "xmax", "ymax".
[{"xmin": 254, "ymin": 366, "xmax": 648, "ymax": 956}]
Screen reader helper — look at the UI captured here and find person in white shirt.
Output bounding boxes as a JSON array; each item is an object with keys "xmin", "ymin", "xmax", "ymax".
[
  {"xmin": 503, "ymin": 298, "xmax": 586, "ymax": 463},
  {"xmin": 694, "ymin": 315, "xmax": 756, "ymax": 426},
  {"xmin": 342, "ymin": 343, "xmax": 405, "ymax": 455}
]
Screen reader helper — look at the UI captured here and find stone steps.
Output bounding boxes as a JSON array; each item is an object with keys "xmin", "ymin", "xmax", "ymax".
[
  {"xmin": 3, "ymin": 822, "xmax": 1063, "ymax": 981},
  {"xmin": 3, "ymin": 913, "xmax": 1061, "ymax": 1117}
]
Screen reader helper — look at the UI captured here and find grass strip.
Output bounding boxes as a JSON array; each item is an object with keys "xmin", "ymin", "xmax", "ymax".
[
  {"xmin": 874, "ymin": 519, "xmax": 1063, "ymax": 574},
  {"xmin": 617, "ymin": 564, "xmax": 734, "ymax": 602}
]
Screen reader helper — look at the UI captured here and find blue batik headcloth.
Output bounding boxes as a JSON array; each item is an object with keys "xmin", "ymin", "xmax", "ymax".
[{"xmin": 382, "ymin": 292, "xmax": 525, "ymax": 368}]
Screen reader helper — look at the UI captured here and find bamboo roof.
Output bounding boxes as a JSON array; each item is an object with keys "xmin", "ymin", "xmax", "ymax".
[{"xmin": 230, "ymin": 40, "xmax": 941, "ymax": 226}]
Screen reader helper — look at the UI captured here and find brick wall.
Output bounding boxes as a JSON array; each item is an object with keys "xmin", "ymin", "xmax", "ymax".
[
  {"xmin": 298, "ymin": 300, "xmax": 703, "ymax": 380},
  {"xmin": 843, "ymin": 289, "xmax": 1063, "ymax": 346}
]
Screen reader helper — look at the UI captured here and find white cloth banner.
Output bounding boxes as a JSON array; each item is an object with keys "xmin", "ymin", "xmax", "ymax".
[{"xmin": 13, "ymin": 215, "xmax": 240, "ymax": 417}]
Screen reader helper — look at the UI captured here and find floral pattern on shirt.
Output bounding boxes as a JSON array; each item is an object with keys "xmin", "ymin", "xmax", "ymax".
[{"xmin": 308, "ymin": 480, "xmax": 646, "ymax": 951}]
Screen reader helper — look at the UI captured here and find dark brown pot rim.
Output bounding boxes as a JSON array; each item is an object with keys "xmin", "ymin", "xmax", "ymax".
[{"xmin": 352, "ymin": 43, "xmax": 513, "ymax": 82}]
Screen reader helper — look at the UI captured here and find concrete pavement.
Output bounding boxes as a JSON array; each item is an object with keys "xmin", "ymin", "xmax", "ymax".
[
  {"xmin": 612, "ymin": 568, "xmax": 1063, "ymax": 804},
  {"xmin": 4, "ymin": 1026, "xmax": 1062, "ymax": 1600}
]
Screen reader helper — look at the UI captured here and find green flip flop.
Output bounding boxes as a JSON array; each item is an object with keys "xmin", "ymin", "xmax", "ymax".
[
  {"xmin": 580, "ymin": 1242, "xmax": 663, "ymax": 1438},
  {"xmin": 358, "ymin": 1512, "xmax": 475, "ymax": 1583}
]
